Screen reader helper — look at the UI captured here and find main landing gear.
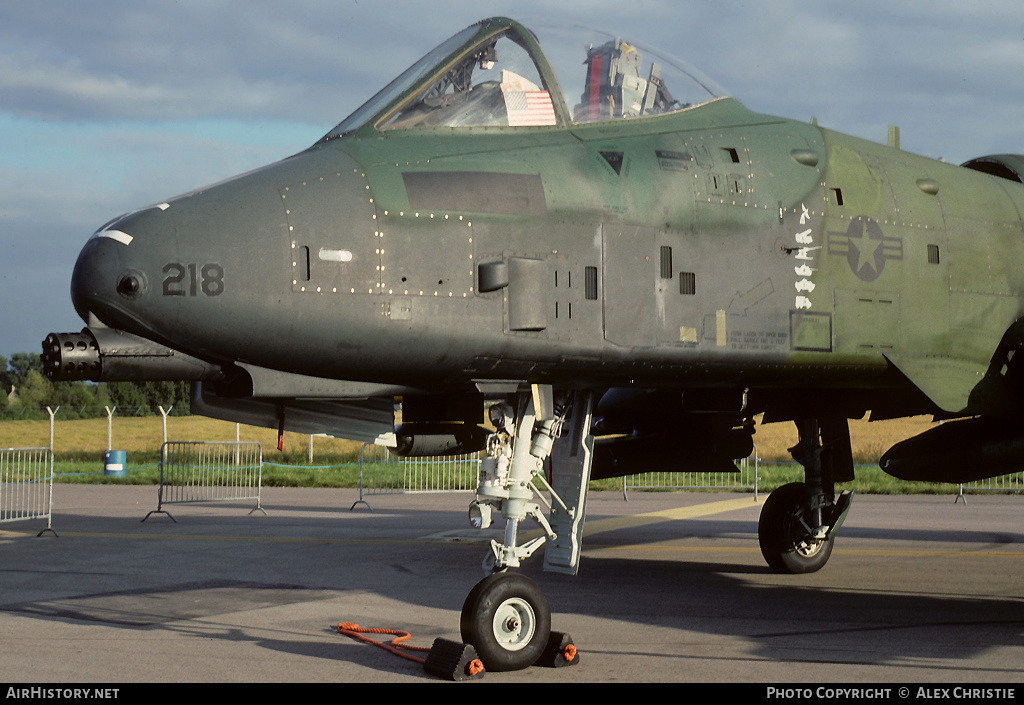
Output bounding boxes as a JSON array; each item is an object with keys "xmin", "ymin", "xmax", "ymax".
[
  {"xmin": 758, "ymin": 418, "xmax": 854, "ymax": 574},
  {"xmin": 461, "ymin": 386, "xmax": 591, "ymax": 672}
]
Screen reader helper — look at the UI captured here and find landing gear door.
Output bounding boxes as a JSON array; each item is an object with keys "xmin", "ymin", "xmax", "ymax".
[{"xmin": 543, "ymin": 390, "xmax": 595, "ymax": 575}]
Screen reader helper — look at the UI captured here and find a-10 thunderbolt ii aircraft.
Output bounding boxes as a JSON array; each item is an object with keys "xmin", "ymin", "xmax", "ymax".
[{"xmin": 42, "ymin": 16, "xmax": 1024, "ymax": 671}]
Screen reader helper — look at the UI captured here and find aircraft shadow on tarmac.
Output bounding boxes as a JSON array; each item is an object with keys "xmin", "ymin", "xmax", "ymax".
[
  {"xmin": 257, "ymin": 500, "xmax": 1024, "ymax": 546},
  {"xmin": 536, "ymin": 555, "xmax": 1024, "ymax": 666},
  {"xmin": 583, "ymin": 516, "xmax": 1024, "ymax": 547},
  {"xmin": 4, "ymin": 508, "xmax": 1024, "ymax": 674}
]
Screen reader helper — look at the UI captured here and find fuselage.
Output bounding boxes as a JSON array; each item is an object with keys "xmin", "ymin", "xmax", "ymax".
[{"xmin": 65, "ymin": 94, "xmax": 1024, "ymax": 419}]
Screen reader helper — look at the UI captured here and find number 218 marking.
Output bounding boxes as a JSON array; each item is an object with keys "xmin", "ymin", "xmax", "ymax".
[{"xmin": 162, "ymin": 263, "xmax": 225, "ymax": 297}]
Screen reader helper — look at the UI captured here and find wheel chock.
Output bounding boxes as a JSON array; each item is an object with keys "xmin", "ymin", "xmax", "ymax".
[
  {"xmin": 423, "ymin": 638, "xmax": 486, "ymax": 681},
  {"xmin": 535, "ymin": 631, "xmax": 579, "ymax": 668}
]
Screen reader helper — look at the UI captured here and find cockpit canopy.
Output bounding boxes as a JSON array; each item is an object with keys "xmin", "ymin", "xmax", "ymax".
[{"xmin": 323, "ymin": 17, "xmax": 728, "ymax": 139}]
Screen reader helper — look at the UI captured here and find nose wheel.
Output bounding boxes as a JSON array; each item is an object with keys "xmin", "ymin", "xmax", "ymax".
[{"xmin": 460, "ymin": 572, "xmax": 551, "ymax": 672}]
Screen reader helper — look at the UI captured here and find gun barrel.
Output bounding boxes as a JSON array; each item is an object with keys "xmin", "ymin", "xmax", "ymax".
[{"xmin": 41, "ymin": 327, "xmax": 222, "ymax": 383}]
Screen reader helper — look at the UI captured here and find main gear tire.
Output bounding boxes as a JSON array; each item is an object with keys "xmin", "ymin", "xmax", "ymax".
[{"xmin": 758, "ymin": 482, "xmax": 835, "ymax": 574}]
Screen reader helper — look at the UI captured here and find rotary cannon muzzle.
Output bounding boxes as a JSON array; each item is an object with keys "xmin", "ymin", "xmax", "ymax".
[
  {"xmin": 42, "ymin": 330, "xmax": 101, "ymax": 381},
  {"xmin": 41, "ymin": 327, "xmax": 222, "ymax": 383}
]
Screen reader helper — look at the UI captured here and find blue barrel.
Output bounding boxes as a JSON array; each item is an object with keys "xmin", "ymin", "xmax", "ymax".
[{"xmin": 103, "ymin": 450, "xmax": 126, "ymax": 478}]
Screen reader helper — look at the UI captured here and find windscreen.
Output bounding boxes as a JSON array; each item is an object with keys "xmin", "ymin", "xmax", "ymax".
[
  {"xmin": 381, "ymin": 30, "xmax": 556, "ymax": 129},
  {"xmin": 321, "ymin": 24, "xmax": 480, "ymax": 139}
]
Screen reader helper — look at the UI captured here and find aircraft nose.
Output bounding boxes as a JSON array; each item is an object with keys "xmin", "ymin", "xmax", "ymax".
[
  {"xmin": 70, "ymin": 205, "xmax": 172, "ymax": 332},
  {"xmin": 71, "ymin": 233, "xmax": 127, "ymax": 324}
]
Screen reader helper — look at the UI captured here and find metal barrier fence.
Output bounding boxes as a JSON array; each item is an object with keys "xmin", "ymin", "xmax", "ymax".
[
  {"xmin": 622, "ymin": 451, "xmax": 761, "ymax": 500},
  {"xmin": 957, "ymin": 473, "xmax": 1024, "ymax": 502},
  {"xmin": 621, "ymin": 453, "xmax": 1024, "ymax": 503},
  {"xmin": 0, "ymin": 447, "xmax": 57, "ymax": 536},
  {"xmin": 345, "ymin": 440, "xmax": 1024, "ymax": 512},
  {"xmin": 351, "ymin": 443, "xmax": 481, "ymax": 510},
  {"xmin": 144, "ymin": 441, "xmax": 264, "ymax": 521}
]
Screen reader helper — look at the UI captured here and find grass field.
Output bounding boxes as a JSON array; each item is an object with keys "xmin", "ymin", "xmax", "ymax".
[
  {"xmin": 0, "ymin": 413, "xmax": 960, "ymax": 493},
  {"xmin": 0, "ymin": 413, "xmax": 938, "ymax": 461},
  {"xmin": 0, "ymin": 415, "xmax": 363, "ymax": 461},
  {"xmin": 0, "ymin": 414, "xmax": 368, "ymax": 487}
]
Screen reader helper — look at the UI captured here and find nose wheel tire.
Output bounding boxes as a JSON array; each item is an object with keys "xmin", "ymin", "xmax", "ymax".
[
  {"xmin": 460, "ymin": 572, "xmax": 551, "ymax": 672},
  {"xmin": 758, "ymin": 482, "xmax": 835, "ymax": 574}
]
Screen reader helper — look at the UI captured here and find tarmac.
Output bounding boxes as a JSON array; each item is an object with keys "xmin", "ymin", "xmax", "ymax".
[{"xmin": 1, "ymin": 484, "xmax": 1023, "ymax": 686}]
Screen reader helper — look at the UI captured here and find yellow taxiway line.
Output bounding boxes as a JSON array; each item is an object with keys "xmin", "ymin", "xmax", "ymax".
[{"xmin": 579, "ymin": 496, "xmax": 762, "ymax": 539}]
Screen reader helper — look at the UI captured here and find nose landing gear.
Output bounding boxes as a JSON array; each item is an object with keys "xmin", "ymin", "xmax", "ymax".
[{"xmin": 460, "ymin": 386, "xmax": 590, "ymax": 672}]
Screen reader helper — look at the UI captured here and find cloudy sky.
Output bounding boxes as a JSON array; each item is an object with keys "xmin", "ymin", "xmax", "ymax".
[{"xmin": 2, "ymin": 0, "xmax": 1023, "ymax": 358}]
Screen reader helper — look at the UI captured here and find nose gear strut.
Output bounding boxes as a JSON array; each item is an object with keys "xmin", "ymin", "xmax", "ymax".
[{"xmin": 462, "ymin": 385, "xmax": 592, "ymax": 671}]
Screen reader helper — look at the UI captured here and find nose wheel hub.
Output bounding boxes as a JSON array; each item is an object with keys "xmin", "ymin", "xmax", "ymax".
[{"xmin": 493, "ymin": 597, "xmax": 535, "ymax": 650}]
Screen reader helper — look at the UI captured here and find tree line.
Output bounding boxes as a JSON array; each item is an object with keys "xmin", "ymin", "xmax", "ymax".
[{"xmin": 1, "ymin": 352, "xmax": 191, "ymax": 419}]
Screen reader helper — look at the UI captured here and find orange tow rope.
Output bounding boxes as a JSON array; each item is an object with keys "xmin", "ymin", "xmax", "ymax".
[
  {"xmin": 336, "ymin": 622, "xmax": 485, "ymax": 676},
  {"xmin": 337, "ymin": 623, "xmax": 427, "ymax": 663}
]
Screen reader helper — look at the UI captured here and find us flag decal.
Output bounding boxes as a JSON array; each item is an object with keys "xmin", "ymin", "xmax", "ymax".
[{"xmin": 504, "ymin": 89, "xmax": 557, "ymax": 126}]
